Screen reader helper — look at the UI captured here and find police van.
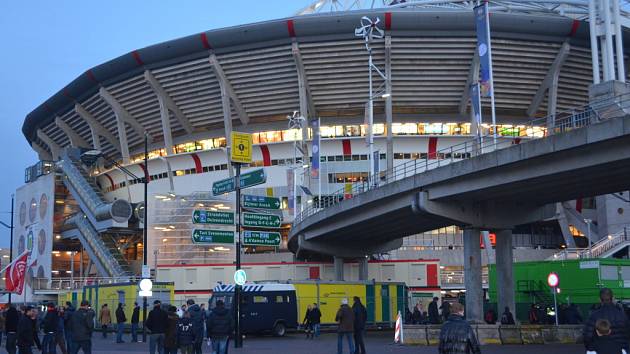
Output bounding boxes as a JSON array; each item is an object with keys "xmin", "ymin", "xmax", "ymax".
[{"xmin": 210, "ymin": 283, "xmax": 298, "ymax": 336}]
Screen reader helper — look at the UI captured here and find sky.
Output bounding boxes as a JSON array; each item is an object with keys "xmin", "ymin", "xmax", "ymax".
[{"xmin": 0, "ymin": 1, "xmax": 315, "ymax": 247}]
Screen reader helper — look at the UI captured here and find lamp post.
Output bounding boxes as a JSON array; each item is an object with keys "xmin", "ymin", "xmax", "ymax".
[
  {"xmin": 0, "ymin": 195, "xmax": 14, "ymax": 304},
  {"xmin": 585, "ymin": 218, "xmax": 593, "ymax": 258}
]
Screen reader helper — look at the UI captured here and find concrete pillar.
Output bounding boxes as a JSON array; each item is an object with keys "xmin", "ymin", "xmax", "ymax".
[
  {"xmin": 334, "ymin": 257, "xmax": 344, "ymax": 281},
  {"xmin": 463, "ymin": 227, "xmax": 483, "ymax": 322},
  {"xmin": 358, "ymin": 257, "xmax": 368, "ymax": 281},
  {"xmin": 495, "ymin": 229, "xmax": 515, "ymax": 320}
]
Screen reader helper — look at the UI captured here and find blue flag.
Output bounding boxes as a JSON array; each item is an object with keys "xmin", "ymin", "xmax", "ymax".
[
  {"xmin": 310, "ymin": 119, "xmax": 320, "ymax": 178},
  {"xmin": 475, "ymin": 3, "xmax": 492, "ymax": 97}
]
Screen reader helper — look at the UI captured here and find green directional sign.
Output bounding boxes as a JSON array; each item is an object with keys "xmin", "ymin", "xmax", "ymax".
[
  {"xmin": 212, "ymin": 169, "xmax": 266, "ymax": 196},
  {"xmin": 242, "ymin": 212, "xmax": 282, "ymax": 228},
  {"xmin": 192, "ymin": 210, "xmax": 234, "ymax": 225},
  {"xmin": 212, "ymin": 177, "xmax": 235, "ymax": 196},
  {"xmin": 191, "ymin": 229, "xmax": 235, "ymax": 244},
  {"xmin": 243, "ymin": 231, "xmax": 282, "ymax": 246},
  {"xmin": 242, "ymin": 195, "xmax": 281, "ymax": 210}
]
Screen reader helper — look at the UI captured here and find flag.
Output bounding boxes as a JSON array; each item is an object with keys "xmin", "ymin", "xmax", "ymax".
[
  {"xmin": 470, "ymin": 83, "xmax": 483, "ymax": 133},
  {"xmin": 3, "ymin": 251, "xmax": 29, "ymax": 295},
  {"xmin": 287, "ymin": 169, "xmax": 295, "ymax": 217},
  {"xmin": 475, "ymin": 2, "xmax": 493, "ymax": 97},
  {"xmin": 310, "ymin": 119, "xmax": 320, "ymax": 178}
]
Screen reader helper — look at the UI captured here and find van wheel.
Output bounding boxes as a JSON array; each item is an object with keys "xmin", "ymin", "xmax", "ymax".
[{"xmin": 273, "ymin": 322, "xmax": 286, "ymax": 337}]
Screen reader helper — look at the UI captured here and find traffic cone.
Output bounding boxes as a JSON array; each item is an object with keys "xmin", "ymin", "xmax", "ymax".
[{"xmin": 394, "ymin": 310, "xmax": 404, "ymax": 344}]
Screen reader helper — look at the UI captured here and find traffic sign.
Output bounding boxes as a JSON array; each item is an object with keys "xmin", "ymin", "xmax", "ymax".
[
  {"xmin": 242, "ymin": 212, "xmax": 282, "ymax": 228},
  {"xmin": 242, "ymin": 195, "xmax": 281, "ymax": 210},
  {"xmin": 212, "ymin": 169, "xmax": 266, "ymax": 196},
  {"xmin": 234, "ymin": 269, "xmax": 247, "ymax": 286},
  {"xmin": 243, "ymin": 231, "xmax": 282, "ymax": 246},
  {"xmin": 191, "ymin": 229, "xmax": 235, "ymax": 244},
  {"xmin": 547, "ymin": 272, "xmax": 559, "ymax": 287},
  {"xmin": 230, "ymin": 132, "xmax": 252, "ymax": 163},
  {"xmin": 192, "ymin": 210, "xmax": 234, "ymax": 225}
]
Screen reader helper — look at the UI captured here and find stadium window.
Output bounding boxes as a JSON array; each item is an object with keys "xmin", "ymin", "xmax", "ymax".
[
  {"xmin": 203, "ymin": 166, "xmax": 209, "ymax": 173},
  {"xmin": 352, "ymin": 155, "xmax": 360, "ymax": 161},
  {"xmin": 335, "ymin": 156, "xmax": 343, "ymax": 162},
  {"xmin": 380, "ymin": 153, "xmax": 386, "ymax": 160},
  {"xmin": 343, "ymin": 155, "xmax": 351, "ymax": 161},
  {"xmin": 328, "ymin": 156, "xmax": 335, "ymax": 162},
  {"xmin": 220, "ymin": 164, "xmax": 228, "ymax": 170},
  {"xmin": 403, "ymin": 153, "xmax": 411, "ymax": 159},
  {"xmin": 394, "ymin": 153, "xmax": 404, "ymax": 159},
  {"xmin": 271, "ymin": 159, "xmax": 279, "ymax": 166},
  {"xmin": 411, "ymin": 153, "xmax": 419, "ymax": 159},
  {"xmin": 360, "ymin": 155, "xmax": 368, "ymax": 160},
  {"xmin": 175, "ymin": 170, "xmax": 185, "ymax": 177}
]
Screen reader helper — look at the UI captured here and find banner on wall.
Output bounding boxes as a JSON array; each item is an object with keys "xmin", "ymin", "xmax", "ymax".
[
  {"xmin": 287, "ymin": 169, "xmax": 295, "ymax": 217},
  {"xmin": 475, "ymin": 2, "xmax": 493, "ymax": 97},
  {"xmin": 310, "ymin": 119, "xmax": 320, "ymax": 179}
]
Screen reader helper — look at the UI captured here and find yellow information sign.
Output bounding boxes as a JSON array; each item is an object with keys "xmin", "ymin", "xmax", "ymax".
[{"xmin": 230, "ymin": 131, "xmax": 253, "ymax": 163}]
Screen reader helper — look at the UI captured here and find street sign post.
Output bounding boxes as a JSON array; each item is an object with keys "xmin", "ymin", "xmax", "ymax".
[
  {"xmin": 191, "ymin": 229, "xmax": 235, "ymax": 244},
  {"xmin": 547, "ymin": 272, "xmax": 560, "ymax": 326},
  {"xmin": 242, "ymin": 195, "xmax": 281, "ymax": 209},
  {"xmin": 242, "ymin": 212, "xmax": 282, "ymax": 228},
  {"xmin": 243, "ymin": 231, "xmax": 282, "ymax": 246},
  {"xmin": 212, "ymin": 169, "xmax": 266, "ymax": 196},
  {"xmin": 192, "ymin": 210, "xmax": 234, "ymax": 225},
  {"xmin": 230, "ymin": 132, "xmax": 252, "ymax": 163}
]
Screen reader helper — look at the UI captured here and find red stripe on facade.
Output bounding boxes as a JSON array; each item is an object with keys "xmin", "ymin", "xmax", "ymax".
[
  {"xmin": 576, "ymin": 198, "xmax": 583, "ymax": 213},
  {"xmin": 174, "ymin": 290, "xmax": 213, "ymax": 295},
  {"xmin": 428, "ymin": 137, "xmax": 438, "ymax": 159},
  {"xmin": 190, "ymin": 153, "xmax": 203, "ymax": 174},
  {"xmin": 131, "ymin": 50, "xmax": 144, "ymax": 66},
  {"xmin": 342, "ymin": 139, "xmax": 352, "ymax": 156},
  {"xmin": 63, "ymin": 88, "xmax": 73, "ymax": 100},
  {"xmin": 426, "ymin": 264, "xmax": 438, "ymax": 287},
  {"xmin": 569, "ymin": 19, "xmax": 580, "ymax": 37},
  {"xmin": 287, "ymin": 19, "xmax": 296, "ymax": 37},
  {"xmin": 200, "ymin": 33, "xmax": 211, "ymax": 49},
  {"xmin": 139, "ymin": 163, "xmax": 150, "ymax": 182},
  {"xmin": 259, "ymin": 145, "xmax": 271, "ymax": 166},
  {"xmin": 385, "ymin": 12, "xmax": 392, "ymax": 31},
  {"xmin": 85, "ymin": 70, "xmax": 98, "ymax": 83},
  {"xmin": 408, "ymin": 287, "xmax": 442, "ymax": 292},
  {"xmin": 157, "ymin": 259, "xmax": 440, "ymax": 268},
  {"xmin": 104, "ymin": 174, "xmax": 115, "ymax": 190}
]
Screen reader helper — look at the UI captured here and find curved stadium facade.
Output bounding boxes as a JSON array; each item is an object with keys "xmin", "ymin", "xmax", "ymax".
[{"xmin": 16, "ymin": 3, "xmax": 630, "ymax": 302}]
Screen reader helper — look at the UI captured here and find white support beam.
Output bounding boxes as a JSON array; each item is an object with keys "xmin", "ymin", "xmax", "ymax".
[
  {"xmin": 292, "ymin": 42, "xmax": 311, "ymax": 170},
  {"xmin": 55, "ymin": 117, "xmax": 89, "ymax": 148},
  {"xmin": 208, "ymin": 54, "xmax": 249, "ymax": 126},
  {"xmin": 384, "ymin": 35, "xmax": 394, "ymax": 174},
  {"xmin": 99, "ymin": 87, "xmax": 154, "ymax": 143},
  {"xmin": 291, "ymin": 41, "xmax": 317, "ymax": 118},
  {"xmin": 143, "ymin": 70, "xmax": 194, "ymax": 134},
  {"xmin": 527, "ymin": 41, "xmax": 571, "ymax": 117},
  {"xmin": 75, "ymin": 103, "xmax": 120, "ymax": 153},
  {"xmin": 156, "ymin": 96, "xmax": 174, "ymax": 156},
  {"xmin": 220, "ymin": 81, "xmax": 235, "ymax": 177},
  {"xmin": 31, "ymin": 142, "xmax": 52, "ymax": 161},
  {"xmin": 459, "ymin": 50, "xmax": 480, "ymax": 115},
  {"xmin": 36, "ymin": 129, "xmax": 61, "ymax": 161}
]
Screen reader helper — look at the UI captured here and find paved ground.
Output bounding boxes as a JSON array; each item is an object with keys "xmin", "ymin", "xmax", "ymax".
[{"xmin": 86, "ymin": 332, "xmax": 584, "ymax": 353}]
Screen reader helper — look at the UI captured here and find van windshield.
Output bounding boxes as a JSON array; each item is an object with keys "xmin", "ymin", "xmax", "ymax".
[{"xmin": 209, "ymin": 293, "xmax": 234, "ymax": 310}]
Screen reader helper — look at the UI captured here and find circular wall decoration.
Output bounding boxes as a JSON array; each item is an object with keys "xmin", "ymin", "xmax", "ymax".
[
  {"xmin": 19, "ymin": 202, "xmax": 26, "ymax": 226},
  {"xmin": 39, "ymin": 194, "xmax": 48, "ymax": 220},
  {"xmin": 18, "ymin": 235, "xmax": 25, "ymax": 254},
  {"xmin": 38, "ymin": 229, "xmax": 46, "ymax": 255},
  {"xmin": 28, "ymin": 198, "xmax": 37, "ymax": 223}
]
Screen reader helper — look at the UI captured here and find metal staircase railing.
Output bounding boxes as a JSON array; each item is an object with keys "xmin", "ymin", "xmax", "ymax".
[{"xmin": 550, "ymin": 228, "xmax": 630, "ymax": 260}]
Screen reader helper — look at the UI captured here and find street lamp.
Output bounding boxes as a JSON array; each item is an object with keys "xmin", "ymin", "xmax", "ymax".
[
  {"xmin": 584, "ymin": 218, "xmax": 593, "ymax": 258},
  {"xmin": 0, "ymin": 195, "xmax": 14, "ymax": 304}
]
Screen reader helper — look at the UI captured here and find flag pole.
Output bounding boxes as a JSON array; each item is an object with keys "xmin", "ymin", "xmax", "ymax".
[{"xmin": 486, "ymin": 0, "xmax": 497, "ymax": 147}]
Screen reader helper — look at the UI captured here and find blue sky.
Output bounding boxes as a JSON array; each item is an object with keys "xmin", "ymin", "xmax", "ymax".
[{"xmin": 0, "ymin": 1, "xmax": 314, "ymax": 246}]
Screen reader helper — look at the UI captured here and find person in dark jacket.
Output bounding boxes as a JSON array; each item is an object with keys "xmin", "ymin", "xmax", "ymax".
[
  {"xmin": 29, "ymin": 308, "xmax": 41, "ymax": 352},
  {"xmin": 335, "ymin": 298, "xmax": 355, "ymax": 354},
  {"xmin": 186, "ymin": 299, "xmax": 204, "ymax": 354},
  {"xmin": 164, "ymin": 306, "xmax": 179, "ymax": 354},
  {"xmin": 566, "ymin": 303, "xmax": 583, "ymax": 324},
  {"xmin": 352, "ymin": 296, "xmax": 367, "ymax": 354},
  {"xmin": 302, "ymin": 304, "xmax": 313, "ymax": 339},
  {"xmin": 55, "ymin": 306, "xmax": 68, "ymax": 354},
  {"xmin": 528, "ymin": 304, "xmax": 539, "ymax": 324},
  {"xmin": 500, "ymin": 307, "xmax": 515, "ymax": 325},
  {"xmin": 41, "ymin": 304, "xmax": 58, "ymax": 354},
  {"xmin": 6, "ymin": 304, "xmax": 19, "ymax": 354},
  {"xmin": 583, "ymin": 288, "xmax": 630, "ymax": 352},
  {"xmin": 310, "ymin": 303, "xmax": 322, "ymax": 338},
  {"xmin": 484, "ymin": 309, "xmax": 497, "ymax": 325},
  {"xmin": 438, "ymin": 302, "xmax": 481, "ymax": 354},
  {"xmin": 178, "ymin": 311, "xmax": 196, "ymax": 354},
  {"xmin": 69, "ymin": 300, "xmax": 95, "ymax": 354},
  {"xmin": 17, "ymin": 306, "xmax": 36, "ymax": 354},
  {"xmin": 429, "ymin": 297, "xmax": 441, "ymax": 324},
  {"xmin": 206, "ymin": 300, "xmax": 233, "ymax": 354},
  {"xmin": 145, "ymin": 300, "xmax": 168, "ymax": 354},
  {"xmin": 412, "ymin": 304, "xmax": 423, "ymax": 325},
  {"xmin": 115, "ymin": 303, "xmax": 126, "ymax": 343},
  {"xmin": 440, "ymin": 301, "xmax": 451, "ymax": 323},
  {"xmin": 130, "ymin": 302, "xmax": 140, "ymax": 343},
  {"xmin": 593, "ymin": 318, "xmax": 624, "ymax": 354},
  {"xmin": 63, "ymin": 302, "xmax": 75, "ymax": 353}
]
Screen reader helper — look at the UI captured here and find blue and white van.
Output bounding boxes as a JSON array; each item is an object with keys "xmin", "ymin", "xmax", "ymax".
[{"xmin": 210, "ymin": 284, "xmax": 298, "ymax": 336}]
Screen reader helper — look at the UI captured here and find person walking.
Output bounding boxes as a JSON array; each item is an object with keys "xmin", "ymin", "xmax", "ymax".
[
  {"xmin": 310, "ymin": 303, "xmax": 322, "ymax": 338},
  {"xmin": 115, "ymin": 303, "xmax": 126, "ymax": 343},
  {"xmin": 438, "ymin": 302, "xmax": 481, "ymax": 354},
  {"xmin": 440, "ymin": 301, "xmax": 451, "ymax": 323},
  {"xmin": 186, "ymin": 300, "xmax": 204, "ymax": 354},
  {"xmin": 302, "ymin": 304, "xmax": 313, "ymax": 339},
  {"xmin": 429, "ymin": 297, "xmax": 441, "ymax": 324},
  {"xmin": 352, "ymin": 296, "xmax": 367, "ymax": 354},
  {"xmin": 17, "ymin": 306, "xmax": 36, "ymax": 354},
  {"xmin": 178, "ymin": 311, "xmax": 196, "ymax": 354},
  {"xmin": 592, "ymin": 319, "xmax": 624, "ymax": 354},
  {"xmin": 69, "ymin": 300, "xmax": 95, "ymax": 354},
  {"xmin": 412, "ymin": 304, "xmax": 422, "ymax": 325},
  {"xmin": 98, "ymin": 304, "xmax": 111, "ymax": 339},
  {"xmin": 583, "ymin": 288, "xmax": 630, "ymax": 352},
  {"xmin": 63, "ymin": 302, "xmax": 75, "ymax": 353},
  {"xmin": 163, "ymin": 306, "xmax": 179, "ymax": 354},
  {"xmin": 528, "ymin": 304, "xmax": 539, "ymax": 324},
  {"xmin": 6, "ymin": 304, "xmax": 19, "ymax": 354},
  {"xmin": 0, "ymin": 307, "xmax": 6, "ymax": 350},
  {"xmin": 41, "ymin": 304, "xmax": 59, "ymax": 354},
  {"xmin": 335, "ymin": 298, "xmax": 355, "ymax": 354},
  {"xmin": 55, "ymin": 306, "xmax": 68, "ymax": 354},
  {"xmin": 130, "ymin": 302, "xmax": 140, "ymax": 343},
  {"xmin": 145, "ymin": 300, "xmax": 168, "ymax": 354},
  {"xmin": 28, "ymin": 308, "xmax": 41, "ymax": 352},
  {"xmin": 500, "ymin": 307, "xmax": 515, "ymax": 325},
  {"xmin": 206, "ymin": 299, "xmax": 233, "ymax": 354}
]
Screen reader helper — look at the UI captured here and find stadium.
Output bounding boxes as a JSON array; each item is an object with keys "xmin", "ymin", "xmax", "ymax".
[{"xmin": 12, "ymin": 0, "xmax": 630, "ymax": 303}]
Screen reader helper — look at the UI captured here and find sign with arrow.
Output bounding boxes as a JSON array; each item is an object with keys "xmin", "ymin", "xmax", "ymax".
[
  {"xmin": 242, "ymin": 212, "xmax": 282, "ymax": 228},
  {"xmin": 191, "ymin": 229, "xmax": 235, "ymax": 244},
  {"xmin": 192, "ymin": 210, "xmax": 234, "ymax": 225},
  {"xmin": 243, "ymin": 231, "xmax": 282, "ymax": 246},
  {"xmin": 212, "ymin": 169, "xmax": 266, "ymax": 196},
  {"xmin": 242, "ymin": 195, "xmax": 281, "ymax": 210}
]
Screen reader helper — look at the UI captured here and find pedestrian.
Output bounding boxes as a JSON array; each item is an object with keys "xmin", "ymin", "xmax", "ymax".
[
  {"xmin": 41, "ymin": 304, "xmax": 58, "ymax": 354},
  {"xmin": 177, "ymin": 305, "xmax": 187, "ymax": 319},
  {"xmin": 69, "ymin": 300, "xmax": 95, "ymax": 354},
  {"xmin": 6, "ymin": 304, "xmax": 19, "ymax": 354},
  {"xmin": 438, "ymin": 302, "xmax": 481, "ymax": 354},
  {"xmin": 303, "ymin": 304, "xmax": 313, "ymax": 339},
  {"xmin": 164, "ymin": 306, "xmax": 179, "ymax": 354},
  {"xmin": 440, "ymin": 301, "xmax": 451, "ymax": 323},
  {"xmin": 310, "ymin": 303, "xmax": 322, "ymax": 338},
  {"xmin": 145, "ymin": 300, "xmax": 168, "ymax": 354},
  {"xmin": 429, "ymin": 297, "xmax": 440, "ymax": 324},
  {"xmin": 500, "ymin": 307, "xmax": 515, "ymax": 325},
  {"xmin": 17, "ymin": 306, "xmax": 36, "ymax": 354},
  {"xmin": 131, "ymin": 302, "xmax": 140, "ymax": 343},
  {"xmin": 56, "ymin": 306, "xmax": 68, "ymax": 354},
  {"xmin": 115, "ymin": 303, "xmax": 126, "ymax": 343},
  {"xmin": 528, "ymin": 304, "xmax": 539, "ymax": 324},
  {"xmin": 412, "ymin": 303, "xmax": 422, "ymax": 324},
  {"xmin": 63, "ymin": 302, "xmax": 75, "ymax": 353},
  {"xmin": 29, "ymin": 308, "xmax": 41, "ymax": 352},
  {"xmin": 566, "ymin": 303, "xmax": 583, "ymax": 325},
  {"xmin": 98, "ymin": 304, "xmax": 111, "ymax": 339},
  {"xmin": 178, "ymin": 311, "xmax": 196, "ymax": 354},
  {"xmin": 335, "ymin": 298, "xmax": 355, "ymax": 354},
  {"xmin": 206, "ymin": 299, "xmax": 233, "ymax": 354},
  {"xmin": 0, "ymin": 307, "xmax": 6, "ymax": 350},
  {"xmin": 592, "ymin": 318, "xmax": 624, "ymax": 354},
  {"xmin": 484, "ymin": 308, "xmax": 496, "ymax": 325},
  {"xmin": 186, "ymin": 299, "xmax": 204, "ymax": 354},
  {"xmin": 583, "ymin": 288, "xmax": 630, "ymax": 352},
  {"xmin": 199, "ymin": 303, "xmax": 207, "ymax": 336},
  {"xmin": 352, "ymin": 296, "xmax": 367, "ymax": 354}
]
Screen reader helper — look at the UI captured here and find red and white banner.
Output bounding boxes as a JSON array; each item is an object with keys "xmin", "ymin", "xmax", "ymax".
[{"xmin": 3, "ymin": 251, "xmax": 30, "ymax": 295}]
